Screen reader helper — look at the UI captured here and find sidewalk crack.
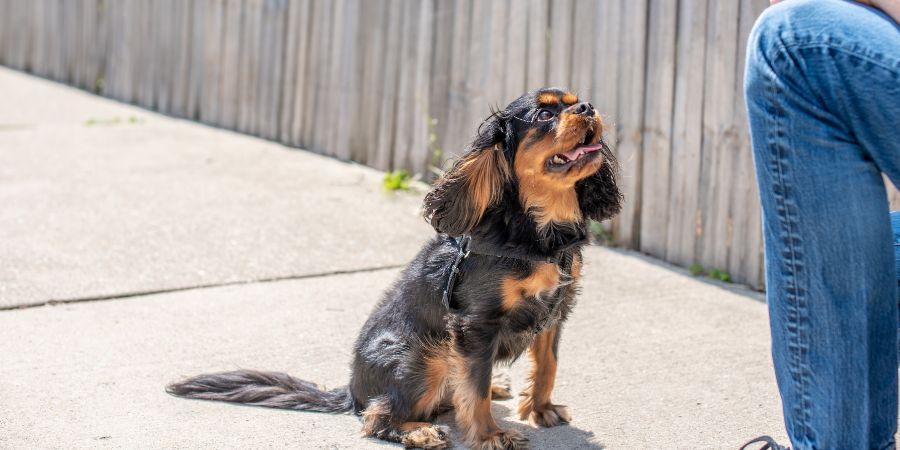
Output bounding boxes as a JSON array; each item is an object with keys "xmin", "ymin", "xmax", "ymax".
[{"xmin": 0, "ymin": 264, "xmax": 405, "ymax": 311}]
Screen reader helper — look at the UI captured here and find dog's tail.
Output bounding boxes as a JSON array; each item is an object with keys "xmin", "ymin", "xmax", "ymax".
[{"xmin": 166, "ymin": 369, "xmax": 353, "ymax": 413}]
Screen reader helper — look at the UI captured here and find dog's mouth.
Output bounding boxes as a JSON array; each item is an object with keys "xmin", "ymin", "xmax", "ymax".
[{"xmin": 546, "ymin": 129, "xmax": 603, "ymax": 172}]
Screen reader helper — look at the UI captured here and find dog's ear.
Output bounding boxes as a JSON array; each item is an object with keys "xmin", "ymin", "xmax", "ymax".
[
  {"xmin": 423, "ymin": 114, "xmax": 511, "ymax": 236},
  {"xmin": 576, "ymin": 141, "xmax": 623, "ymax": 222}
]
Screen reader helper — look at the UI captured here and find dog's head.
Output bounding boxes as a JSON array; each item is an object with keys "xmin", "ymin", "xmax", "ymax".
[{"xmin": 424, "ymin": 88, "xmax": 622, "ymax": 236}]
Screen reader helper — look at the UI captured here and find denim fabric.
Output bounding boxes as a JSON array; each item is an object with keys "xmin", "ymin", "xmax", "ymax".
[
  {"xmin": 745, "ymin": 0, "xmax": 900, "ymax": 448},
  {"xmin": 893, "ymin": 211, "xmax": 900, "ymax": 284},
  {"xmin": 894, "ymin": 211, "xmax": 900, "ymax": 363}
]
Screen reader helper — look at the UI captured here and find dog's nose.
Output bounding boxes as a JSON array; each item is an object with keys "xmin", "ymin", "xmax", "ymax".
[{"xmin": 571, "ymin": 102, "xmax": 594, "ymax": 116}]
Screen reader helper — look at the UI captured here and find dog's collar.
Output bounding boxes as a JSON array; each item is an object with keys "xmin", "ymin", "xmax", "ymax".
[{"xmin": 440, "ymin": 234, "xmax": 583, "ymax": 310}]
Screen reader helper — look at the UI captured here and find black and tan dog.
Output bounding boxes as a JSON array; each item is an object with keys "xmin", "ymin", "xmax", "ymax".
[{"xmin": 167, "ymin": 88, "xmax": 622, "ymax": 450}]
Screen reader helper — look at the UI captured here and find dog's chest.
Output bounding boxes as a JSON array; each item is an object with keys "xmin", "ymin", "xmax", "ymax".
[
  {"xmin": 499, "ymin": 253, "xmax": 582, "ymax": 310},
  {"xmin": 500, "ymin": 262, "xmax": 562, "ymax": 311}
]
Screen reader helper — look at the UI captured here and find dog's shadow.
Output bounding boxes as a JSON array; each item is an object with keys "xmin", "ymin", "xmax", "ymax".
[{"xmin": 432, "ymin": 401, "xmax": 605, "ymax": 450}]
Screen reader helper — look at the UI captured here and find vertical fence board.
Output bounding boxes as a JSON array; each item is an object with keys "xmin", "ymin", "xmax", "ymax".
[
  {"xmin": 461, "ymin": 0, "xmax": 506, "ymax": 151},
  {"xmin": 546, "ymin": 0, "xmax": 573, "ymax": 88},
  {"xmin": 265, "ymin": 0, "xmax": 287, "ymax": 140},
  {"xmin": 136, "ymin": 0, "xmax": 155, "ymax": 108},
  {"xmin": 186, "ymin": 0, "xmax": 205, "ymax": 119},
  {"xmin": 391, "ymin": 0, "xmax": 418, "ymax": 170},
  {"xmin": 697, "ymin": 0, "xmax": 741, "ymax": 271},
  {"xmin": 426, "ymin": 0, "xmax": 454, "ymax": 173},
  {"xmin": 218, "ymin": 0, "xmax": 242, "ymax": 128},
  {"xmin": 278, "ymin": 0, "xmax": 300, "ymax": 143},
  {"xmin": 371, "ymin": 0, "xmax": 403, "ymax": 168},
  {"xmin": 727, "ymin": 0, "xmax": 768, "ymax": 288},
  {"xmin": 569, "ymin": 0, "xmax": 596, "ymax": 99},
  {"xmin": 442, "ymin": 0, "xmax": 472, "ymax": 161},
  {"xmin": 613, "ymin": 0, "xmax": 649, "ymax": 247},
  {"xmin": 408, "ymin": 0, "xmax": 434, "ymax": 176},
  {"xmin": 302, "ymin": 0, "xmax": 329, "ymax": 153},
  {"xmin": 236, "ymin": 0, "xmax": 259, "ymax": 134},
  {"xmin": 331, "ymin": 0, "xmax": 359, "ymax": 160},
  {"xmin": 287, "ymin": 0, "xmax": 311, "ymax": 146},
  {"xmin": 525, "ymin": 0, "xmax": 547, "ymax": 90},
  {"xmin": 351, "ymin": 0, "xmax": 383, "ymax": 163},
  {"xmin": 199, "ymin": 0, "xmax": 223, "ymax": 125},
  {"xmin": 501, "ymin": 0, "xmax": 527, "ymax": 105},
  {"xmin": 666, "ymin": 0, "xmax": 709, "ymax": 268},
  {"xmin": 169, "ymin": 0, "xmax": 193, "ymax": 117},
  {"xmin": 592, "ymin": 0, "xmax": 621, "ymax": 159},
  {"xmin": 638, "ymin": 0, "xmax": 677, "ymax": 258}
]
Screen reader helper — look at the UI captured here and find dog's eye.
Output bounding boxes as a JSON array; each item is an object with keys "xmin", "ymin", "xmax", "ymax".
[{"xmin": 536, "ymin": 109, "xmax": 555, "ymax": 122}]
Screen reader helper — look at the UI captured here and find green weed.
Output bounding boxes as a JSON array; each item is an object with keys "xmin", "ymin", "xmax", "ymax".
[
  {"xmin": 588, "ymin": 220, "xmax": 613, "ymax": 245},
  {"xmin": 688, "ymin": 263, "xmax": 705, "ymax": 276},
  {"xmin": 383, "ymin": 170, "xmax": 412, "ymax": 192},
  {"xmin": 85, "ymin": 116, "xmax": 144, "ymax": 126},
  {"xmin": 689, "ymin": 263, "xmax": 732, "ymax": 283}
]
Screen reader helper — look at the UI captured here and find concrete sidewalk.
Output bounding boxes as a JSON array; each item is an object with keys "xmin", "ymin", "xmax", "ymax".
[{"xmin": 0, "ymin": 67, "xmax": 791, "ymax": 449}]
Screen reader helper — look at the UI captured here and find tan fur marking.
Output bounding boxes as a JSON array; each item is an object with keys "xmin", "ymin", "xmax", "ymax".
[
  {"xmin": 537, "ymin": 92, "xmax": 559, "ymax": 105},
  {"xmin": 413, "ymin": 353, "xmax": 450, "ymax": 417},
  {"xmin": 571, "ymin": 253, "xmax": 582, "ymax": 281},
  {"xmin": 555, "ymin": 110, "xmax": 601, "ymax": 145},
  {"xmin": 452, "ymin": 374, "xmax": 499, "ymax": 446},
  {"xmin": 399, "ymin": 421, "xmax": 433, "ymax": 432},
  {"xmin": 500, "ymin": 263, "xmax": 560, "ymax": 311},
  {"xmin": 360, "ymin": 397, "xmax": 391, "ymax": 436},
  {"xmin": 461, "ymin": 146, "xmax": 510, "ymax": 227},
  {"xmin": 526, "ymin": 324, "xmax": 557, "ymax": 408},
  {"xmin": 562, "ymin": 92, "xmax": 578, "ymax": 105},
  {"xmin": 515, "ymin": 118, "xmax": 605, "ymax": 228},
  {"xmin": 449, "ymin": 350, "xmax": 504, "ymax": 447},
  {"xmin": 518, "ymin": 324, "xmax": 572, "ymax": 427},
  {"xmin": 515, "ymin": 135, "xmax": 584, "ymax": 227}
]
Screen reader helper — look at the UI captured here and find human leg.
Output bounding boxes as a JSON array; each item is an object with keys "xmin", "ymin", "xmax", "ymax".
[{"xmin": 745, "ymin": 0, "xmax": 900, "ymax": 448}]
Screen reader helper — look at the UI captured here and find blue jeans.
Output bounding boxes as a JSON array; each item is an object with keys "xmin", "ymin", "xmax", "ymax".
[
  {"xmin": 745, "ymin": 1, "xmax": 900, "ymax": 448},
  {"xmin": 895, "ymin": 212, "xmax": 900, "ymax": 284}
]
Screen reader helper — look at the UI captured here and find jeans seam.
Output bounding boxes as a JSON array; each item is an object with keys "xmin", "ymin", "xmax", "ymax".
[
  {"xmin": 767, "ymin": 42, "xmax": 813, "ymax": 443},
  {"xmin": 782, "ymin": 42, "xmax": 900, "ymax": 77}
]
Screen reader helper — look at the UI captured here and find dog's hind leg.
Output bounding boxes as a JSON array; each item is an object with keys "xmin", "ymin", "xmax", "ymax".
[{"xmin": 361, "ymin": 396, "xmax": 451, "ymax": 449}]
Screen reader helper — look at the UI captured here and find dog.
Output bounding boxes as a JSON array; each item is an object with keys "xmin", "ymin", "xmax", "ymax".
[{"xmin": 166, "ymin": 88, "xmax": 622, "ymax": 450}]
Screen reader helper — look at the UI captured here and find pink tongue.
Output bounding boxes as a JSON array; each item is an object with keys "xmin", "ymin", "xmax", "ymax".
[{"xmin": 561, "ymin": 143, "xmax": 604, "ymax": 161}]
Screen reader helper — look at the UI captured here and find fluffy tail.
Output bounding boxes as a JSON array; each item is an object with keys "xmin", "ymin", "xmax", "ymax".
[{"xmin": 166, "ymin": 369, "xmax": 353, "ymax": 413}]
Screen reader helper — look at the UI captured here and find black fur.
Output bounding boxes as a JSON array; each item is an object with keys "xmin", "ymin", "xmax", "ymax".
[
  {"xmin": 167, "ymin": 88, "xmax": 622, "ymax": 450},
  {"xmin": 166, "ymin": 370, "xmax": 352, "ymax": 412}
]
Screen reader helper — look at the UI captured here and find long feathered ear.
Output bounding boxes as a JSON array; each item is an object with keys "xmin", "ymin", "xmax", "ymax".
[
  {"xmin": 576, "ymin": 140, "xmax": 623, "ymax": 222},
  {"xmin": 423, "ymin": 110, "xmax": 511, "ymax": 235},
  {"xmin": 423, "ymin": 144, "xmax": 511, "ymax": 235}
]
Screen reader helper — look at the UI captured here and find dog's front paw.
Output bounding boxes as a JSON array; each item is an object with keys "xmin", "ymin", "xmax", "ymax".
[
  {"xmin": 401, "ymin": 424, "xmax": 451, "ymax": 449},
  {"xmin": 527, "ymin": 404, "xmax": 571, "ymax": 427},
  {"xmin": 518, "ymin": 397, "xmax": 571, "ymax": 428},
  {"xmin": 477, "ymin": 429, "xmax": 529, "ymax": 450}
]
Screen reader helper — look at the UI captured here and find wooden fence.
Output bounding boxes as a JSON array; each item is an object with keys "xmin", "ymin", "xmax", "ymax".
[{"xmin": 2, "ymin": 0, "xmax": 898, "ymax": 290}]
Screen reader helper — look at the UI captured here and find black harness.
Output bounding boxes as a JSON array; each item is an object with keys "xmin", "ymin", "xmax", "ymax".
[{"xmin": 441, "ymin": 234, "xmax": 581, "ymax": 331}]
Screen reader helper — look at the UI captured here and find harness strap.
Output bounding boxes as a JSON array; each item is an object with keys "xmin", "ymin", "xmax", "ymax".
[
  {"xmin": 441, "ymin": 235, "xmax": 471, "ymax": 310},
  {"xmin": 467, "ymin": 239, "xmax": 561, "ymax": 264}
]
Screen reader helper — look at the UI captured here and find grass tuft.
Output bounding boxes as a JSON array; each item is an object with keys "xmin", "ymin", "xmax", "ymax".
[{"xmin": 383, "ymin": 170, "xmax": 412, "ymax": 192}]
